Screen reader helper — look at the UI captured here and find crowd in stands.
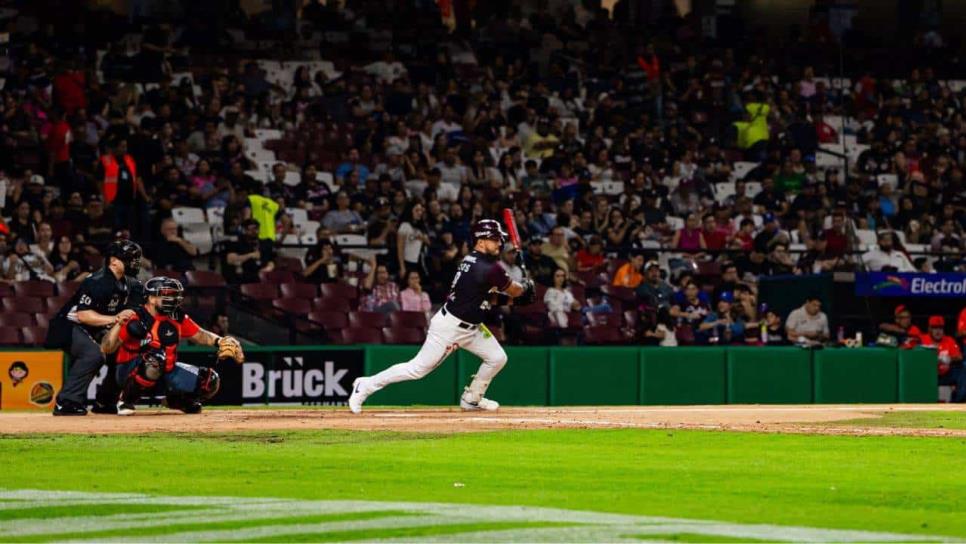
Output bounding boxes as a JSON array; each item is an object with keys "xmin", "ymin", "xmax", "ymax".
[{"xmin": 0, "ymin": 1, "xmax": 963, "ymax": 348}]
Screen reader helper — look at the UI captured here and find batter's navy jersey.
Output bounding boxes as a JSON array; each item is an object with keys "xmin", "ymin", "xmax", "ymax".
[
  {"xmin": 56, "ymin": 268, "xmax": 138, "ymax": 341},
  {"xmin": 445, "ymin": 251, "xmax": 511, "ymax": 324}
]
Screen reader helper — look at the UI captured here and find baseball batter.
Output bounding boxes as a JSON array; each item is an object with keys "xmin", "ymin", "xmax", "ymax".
[{"xmin": 348, "ymin": 219, "xmax": 535, "ymax": 413}]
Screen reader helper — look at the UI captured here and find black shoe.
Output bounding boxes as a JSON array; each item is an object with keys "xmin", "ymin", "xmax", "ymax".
[
  {"xmin": 179, "ymin": 402, "xmax": 203, "ymax": 414},
  {"xmin": 52, "ymin": 401, "xmax": 87, "ymax": 416},
  {"xmin": 91, "ymin": 400, "xmax": 118, "ymax": 415}
]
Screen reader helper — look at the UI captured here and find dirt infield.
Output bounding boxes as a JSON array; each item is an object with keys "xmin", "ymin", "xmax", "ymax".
[{"xmin": 2, "ymin": 404, "xmax": 966, "ymax": 436}]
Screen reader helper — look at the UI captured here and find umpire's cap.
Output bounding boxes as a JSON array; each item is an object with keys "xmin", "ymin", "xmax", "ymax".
[
  {"xmin": 473, "ymin": 219, "xmax": 508, "ymax": 244},
  {"xmin": 106, "ymin": 239, "xmax": 142, "ymax": 277}
]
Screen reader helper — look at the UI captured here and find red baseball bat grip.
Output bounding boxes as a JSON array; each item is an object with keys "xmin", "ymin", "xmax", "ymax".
[{"xmin": 502, "ymin": 208, "xmax": 521, "ymax": 249}]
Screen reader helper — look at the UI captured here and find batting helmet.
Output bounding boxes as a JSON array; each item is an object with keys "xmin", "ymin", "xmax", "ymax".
[
  {"xmin": 106, "ymin": 239, "xmax": 143, "ymax": 277},
  {"xmin": 473, "ymin": 219, "xmax": 508, "ymax": 244}
]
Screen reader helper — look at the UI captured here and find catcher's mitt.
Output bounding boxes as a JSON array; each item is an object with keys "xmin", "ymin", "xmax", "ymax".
[
  {"xmin": 216, "ymin": 336, "xmax": 244, "ymax": 364},
  {"xmin": 516, "ymin": 278, "xmax": 537, "ymax": 306}
]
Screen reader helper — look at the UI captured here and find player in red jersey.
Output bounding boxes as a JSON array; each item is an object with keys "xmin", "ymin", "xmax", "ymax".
[{"xmin": 101, "ymin": 276, "xmax": 243, "ymax": 415}]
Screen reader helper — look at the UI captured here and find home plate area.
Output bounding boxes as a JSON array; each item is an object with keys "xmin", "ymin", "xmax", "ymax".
[{"xmin": 0, "ymin": 489, "xmax": 948, "ymax": 543}]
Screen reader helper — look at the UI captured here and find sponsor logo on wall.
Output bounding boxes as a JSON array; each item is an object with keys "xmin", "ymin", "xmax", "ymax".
[
  {"xmin": 856, "ymin": 272, "xmax": 966, "ymax": 297},
  {"xmin": 0, "ymin": 352, "xmax": 63, "ymax": 410}
]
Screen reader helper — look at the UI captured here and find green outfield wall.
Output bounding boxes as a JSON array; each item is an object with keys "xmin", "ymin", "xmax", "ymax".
[
  {"xmin": 358, "ymin": 346, "xmax": 937, "ymax": 406},
  {"xmin": 12, "ymin": 345, "xmax": 933, "ymax": 410}
]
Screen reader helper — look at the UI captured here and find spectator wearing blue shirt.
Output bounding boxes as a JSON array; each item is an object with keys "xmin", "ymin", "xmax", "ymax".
[
  {"xmin": 335, "ymin": 148, "xmax": 371, "ymax": 186},
  {"xmin": 698, "ymin": 291, "xmax": 746, "ymax": 345}
]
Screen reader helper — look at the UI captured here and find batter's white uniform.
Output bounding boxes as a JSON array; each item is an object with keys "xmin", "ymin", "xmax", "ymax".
[{"xmin": 349, "ymin": 249, "xmax": 512, "ymax": 412}]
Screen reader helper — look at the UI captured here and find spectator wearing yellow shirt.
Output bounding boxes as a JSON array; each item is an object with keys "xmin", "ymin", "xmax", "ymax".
[
  {"xmin": 613, "ymin": 254, "xmax": 645, "ymax": 289},
  {"xmin": 524, "ymin": 120, "xmax": 559, "ymax": 160}
]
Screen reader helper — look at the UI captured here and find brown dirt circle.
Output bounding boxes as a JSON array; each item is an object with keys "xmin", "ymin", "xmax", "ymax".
[{"xmin": 3, "ymin": 404, "xmax": 966, "ymax": 437}]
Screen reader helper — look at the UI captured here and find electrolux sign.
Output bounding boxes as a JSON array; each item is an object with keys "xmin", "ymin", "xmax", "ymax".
[{"xmin": 856, "ymin": 272, "xmax": 966, "ymax": 298}]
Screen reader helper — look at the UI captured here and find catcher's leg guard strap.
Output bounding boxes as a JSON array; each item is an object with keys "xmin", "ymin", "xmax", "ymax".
[
  {"xmin": 120, "ymin": 356, "xmax": 160, "ymax": 403},
  {"xmin": 195, "ymin": 367, "xmax": 221, "ymax": 401}
]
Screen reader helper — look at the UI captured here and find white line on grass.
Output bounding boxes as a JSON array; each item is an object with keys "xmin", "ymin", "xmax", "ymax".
[{"xmin": 0, "ymin": 489, "xmax": 951, "ymax": 543}]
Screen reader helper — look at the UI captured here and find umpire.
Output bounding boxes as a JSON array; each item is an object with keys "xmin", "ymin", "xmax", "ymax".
[{"xmin": 47, "ymin": 240, "xmax": 145, "ymax": 416}]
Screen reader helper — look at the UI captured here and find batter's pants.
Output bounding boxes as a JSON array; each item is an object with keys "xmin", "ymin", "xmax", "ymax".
[{"xmin": 365, "ymin": 308, "xmax": 507, "ymax": 393}]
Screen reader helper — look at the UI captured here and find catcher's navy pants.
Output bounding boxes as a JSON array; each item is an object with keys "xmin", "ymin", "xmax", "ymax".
[{"xmin": 116, "ymin": 359, "xmax": 201, "ymax": 396}]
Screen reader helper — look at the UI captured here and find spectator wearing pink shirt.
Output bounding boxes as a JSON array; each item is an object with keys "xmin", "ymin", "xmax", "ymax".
[
  {"xmin": 362, "ymin": 260, "xmax": 400, "ymax": 314},
  {"xmin": 400, "ymin": 270, "xmax": 432, "ymax": 318}
]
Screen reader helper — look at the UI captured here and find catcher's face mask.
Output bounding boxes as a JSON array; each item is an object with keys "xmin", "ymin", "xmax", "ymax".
[{"xmin": 146, "ymin": 277, "xmax": 185, "ymax": 317}]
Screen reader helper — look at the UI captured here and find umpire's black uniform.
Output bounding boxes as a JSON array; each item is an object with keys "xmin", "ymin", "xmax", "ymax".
[{"xmin": 48, "ymin": 240, "xmax": 143, "ymax": 415}]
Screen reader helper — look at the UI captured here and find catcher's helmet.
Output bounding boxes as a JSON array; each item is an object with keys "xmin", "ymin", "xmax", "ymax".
[
  {"xmin": 472, "ymin": 219, "xmax": 508, "ymax": 244},
  {"xmin": 145, "ymin": 276, "xmax": 185, "ymax": 316},
  {"xmin": 106, "ymin": 239, "xmax": 142, "ymax": 277}
]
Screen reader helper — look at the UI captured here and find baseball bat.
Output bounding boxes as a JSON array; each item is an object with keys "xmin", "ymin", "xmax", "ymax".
[{"xmin": 502, "ymin": 208, "xmax": 529, "ymax": 278}]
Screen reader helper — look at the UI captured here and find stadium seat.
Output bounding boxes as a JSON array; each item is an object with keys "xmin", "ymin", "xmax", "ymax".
[
  {"xmin": 0, "ymin": 313, "xmax": 34, "ymax": 327},
  {"xmin": 171, "ymin": 207, "xmax": 206, "ymax": 225},
  {"xmin": 570, "ymin": 284, "xmax": 586, "ymax": 305},
  {"xmin": 340, "ymin": 327, "xmax": 383, "ymax": 344},
  {"xmin": 239, "ymin": 283, "xmax": 279, "ymax": 301},
  {"xmin": 0, "ymin": 284, "xmax": 13, "ymax": 297},
  {"xmin": 388, "ymin": 311, "xmax": 428, "ymax": 331},
  {"xmin": 276, "ymin": 256, "xmax": 306, "ymax": 273},
  {"xmin": 21, "ymin": 327, "xmax": 46, "ymax": 346},
  {"xmin": 0, "ymin": 327, "xmax": 21, "ymax": 345},
  {"xmin": 675, "ymin": 325, "xmax": 696, "ymax": 345},
  {"xmin": 731, "ymin": 161, "xmax": 758, "ymax": 180},
  {"xmin": 319, "ymin": 283, "xmax": 358, "ymax": 301},
  {"xmin": 279, "ymin": 282, "xmax": 318, "ymax": 299},
  {"xmin": 854, "ymin": 229, "xmax": 878, "ymax": 248},
  {"xmin": 313, "ymin": 297, "xmax": 351, "ymax": 313},
  {"xmin": 382, "ymin": 326, "xmax": 423, "ymax": 344},
  {"xmin": 600, "ymin": 285, "xmax": 636, "ymax": 304},
  {"xmin": 3, "ymin": 297, "xmax": 45, "ymax": 314},
  {"xmin": 308, "ymin": 310, "xmax": 348, "ymax": 331},
  {"xmin": 259, "ymin": 270, "xmax": 296, "ymax": 284},
  {"xmin": 181, "ymin": 223, "xmax": 214, "ymax": 255},
  {"xmin": 57, "ymin": 281, "xmax": 82, "ymax": 297},
  {"xmin": 348, "ymin": 311, "xmax": 388, "ymax": 329},
  {"xmin": 582, "ymin": 325, "xmax": 623, "ymax": 345},
  {"xmin": 285, "ymin": 207, "xmax": 309, "ymax": 225},
  {"xmin": 153, "ymin": 269, "xmax": 186, "ymax": 281},
  {"xmin": 185, "ymin": 270, "xmax": 227, "ymax": 288},
  {"xmin": 34, "ymin": 313, "xmax": 51, "ymax": 329},
  {"xmin": 272, "ymin": 298, "xmax": 312, "ymax": 315},
  {"xmin": 45, "ymin": 295, "xmax": 72, "ymax": 313},
  {"xmin": 14, "ymin": 281, "xmax": 55, "ymax": 298}
]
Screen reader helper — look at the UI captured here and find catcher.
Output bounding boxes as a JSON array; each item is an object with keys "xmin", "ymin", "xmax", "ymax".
[{"xmin": 100, "ymin": 276, "xmax": 244, "ymax": 415}]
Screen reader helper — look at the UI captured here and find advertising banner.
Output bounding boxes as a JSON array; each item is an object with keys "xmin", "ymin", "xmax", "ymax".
[
  {"xmin": 855, "ymin": 273, "xmax": 966, "ymax": 298},
  {"xmin": 181, "ymin": 348, "xmax": 364, "ymax": 406},
  {"xmin": 0, "ymin": 351, "xmax": 63, "ymax": 410},
  {"xmin": 84, "ymin": 348, "xmax": 364, "ymax": 407}
]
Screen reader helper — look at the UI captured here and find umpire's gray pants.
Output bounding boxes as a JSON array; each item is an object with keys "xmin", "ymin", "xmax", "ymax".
[{"xmin": 56, "ymin": 327, "xmax": 106, "ymax": 405}]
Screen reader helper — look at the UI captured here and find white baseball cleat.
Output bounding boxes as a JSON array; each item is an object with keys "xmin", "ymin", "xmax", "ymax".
[
  {"xmin": 460, "ymin": 396, "xmax": 499, "ymax": 411},
  {"xmin": 348, "ymin": 378, "xmax": 369, "ymax": 414},
  {"xmin": 116, "ymin": 400, "xmax": 136, "ymax": 416}
]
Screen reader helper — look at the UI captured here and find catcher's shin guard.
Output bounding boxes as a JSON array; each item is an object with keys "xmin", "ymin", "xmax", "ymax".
[
  {"xmin": 120, "ymin": 353, "xmax": 163, "ymax": 405},
  {"xmin": 196, "ymin": 367, "xmax": 221, "ymax": 401},
  {"xmin": 165, "ymin": 368, "xmax": 219, "ymax": 414}
]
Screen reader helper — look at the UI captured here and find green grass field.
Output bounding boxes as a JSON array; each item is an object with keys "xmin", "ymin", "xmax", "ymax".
[{"xmin": 2, "ymin": 417, "xmax": 966, "ymax": 542}]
